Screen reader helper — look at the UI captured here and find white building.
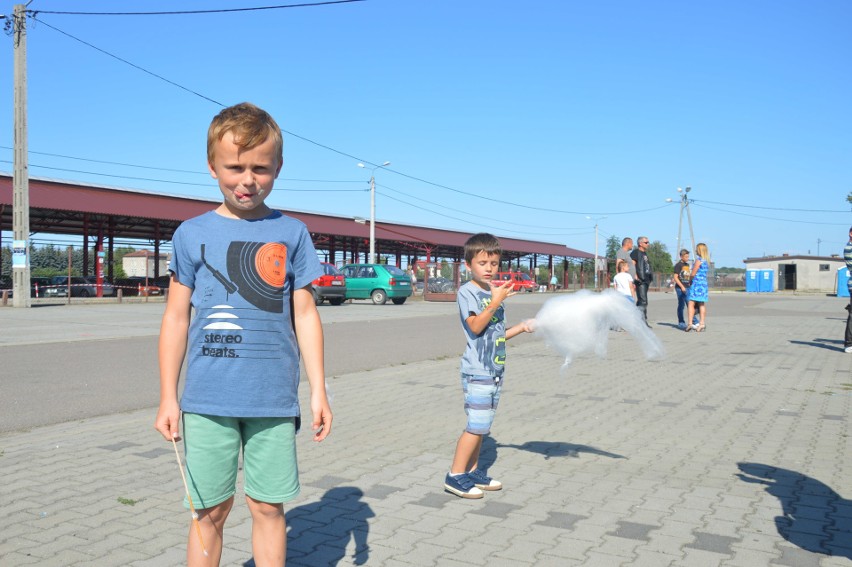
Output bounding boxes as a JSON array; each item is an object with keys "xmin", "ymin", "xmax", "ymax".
[
  {"xmin": 743, "ymin": 254, "xmax": 846, "ymax": 292},
  {"xmin": 122, "ymin": 250, "xmax": 170, "ymax": 278}
]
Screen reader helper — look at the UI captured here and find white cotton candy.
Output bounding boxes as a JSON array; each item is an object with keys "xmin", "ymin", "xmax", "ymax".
[{"xmin": 531, "ymin": 289, "xmax": 665, "ymax": 370}]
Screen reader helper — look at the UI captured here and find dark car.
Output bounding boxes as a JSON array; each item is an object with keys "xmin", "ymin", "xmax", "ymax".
[
  {"xmin": 31, "ymin": 277, "xmax": 52, "ymax": 297},
  {"xmin": 0, "ymin": 276, "xmax": 51, "ymax": 298},
  {"xmin": 44, "ymin": 276, "xmax": 116, "ymax": 298},
  {"xmin": 311, "ymin": 263, "xmax": 346, "ymax": 305},
  {"xmin": 340, "ymin": 263, "xmax": 412, "ymax": 305}
]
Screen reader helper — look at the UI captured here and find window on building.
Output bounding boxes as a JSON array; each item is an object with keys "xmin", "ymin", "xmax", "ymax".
[{"xmin": 819, "ymin": 264, "xmax": 830, "ymax": 271}]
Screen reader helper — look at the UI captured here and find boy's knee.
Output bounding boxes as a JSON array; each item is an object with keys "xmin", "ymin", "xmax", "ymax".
[
  {"xmin": 246, "ymin": 496, "xmax": 285, "ymax": 520},
  {"xmin": 199, "ymin": 496, "xmax": 234, "ymax": 523}
]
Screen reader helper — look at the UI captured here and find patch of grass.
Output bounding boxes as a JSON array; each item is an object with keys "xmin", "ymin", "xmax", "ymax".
[{"xmin": 117, "ymin": 497, "xmax": 140, "ymax": 506}]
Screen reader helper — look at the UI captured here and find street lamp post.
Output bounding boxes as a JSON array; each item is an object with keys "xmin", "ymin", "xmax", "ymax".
[
  {"xmin": 586, "ymin": 216, "xmax": 606, "ymax": 290},
  {"xmin": 357, "ymin": 161, "xmax": 391, "ymax": 264}
]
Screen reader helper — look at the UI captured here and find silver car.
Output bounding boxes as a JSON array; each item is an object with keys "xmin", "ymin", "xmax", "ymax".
[{"xmin": 44, "ymin": 276, "xmax": 116, "ymax": 298}]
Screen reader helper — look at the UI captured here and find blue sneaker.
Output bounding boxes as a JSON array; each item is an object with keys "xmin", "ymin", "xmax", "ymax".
[
  {"xmin": 444, "ymin": 473, "xmax": 483, "ymax": 499},
  {"xmin": 677, "ymin": 322, "xmax": 686, "ymax": 330},
  {"xmin": 468, "ymin": 468, "xmax": 502, "ymax": 491}
]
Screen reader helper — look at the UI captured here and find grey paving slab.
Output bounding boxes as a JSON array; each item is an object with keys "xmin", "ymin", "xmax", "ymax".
[{"xmin": 0, "ymin": 292, "xmax": 851, "ymax": 566}]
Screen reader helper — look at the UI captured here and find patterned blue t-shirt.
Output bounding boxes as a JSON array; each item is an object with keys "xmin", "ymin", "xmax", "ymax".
[
  {"xmin": 845, "ymin": 240, "xmax": 852, "ymax": 292},
  {"xmin": 457, "ymin": 281, "xmax": 507, "ymax": 377},
  {"xmin": 170, "ymin": 210, "xmax": 322, "ymax": 418}
]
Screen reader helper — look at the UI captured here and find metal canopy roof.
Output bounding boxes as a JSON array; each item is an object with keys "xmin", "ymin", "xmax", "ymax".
[{"xmin": 0, "ymin": 175, "xmax": 593, "ymax": 261}]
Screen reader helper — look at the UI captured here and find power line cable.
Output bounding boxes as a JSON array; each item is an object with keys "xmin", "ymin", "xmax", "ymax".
[
  {"xmin": 691, "ymin": 202, "xmax": 849, "ymax": 226},
  {"xmin": 376, "ymin": 190, "xmax": 594, "ymax": 240},
  {"xmin": 24, "ymin": 16, "xmax": 683, "ymax": 219},
  {"xmin": 30, "ymin": 17, "xmax": 227, "ymax": 106},
  {"xmin": 1, "ymin": 160, "xmax": 366, "ymax": 191},
  {"xmin": 31, "ymin": 1, "xmax": 365, "ymax": 16},
  {"xmin": 377, "ymin": 182, "xmax": 590, "ymax": 231},
  {"xmin": 691, "ymin": 198, "xmax": 847, "ymax": 214}
]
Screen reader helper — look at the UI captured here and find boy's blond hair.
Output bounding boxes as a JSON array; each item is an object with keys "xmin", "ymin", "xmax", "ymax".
[
  {"xmin": 207, "ymin": 102, "xmax": 283, "ymax": 166},
  {"xmin": 464, "ymin": 233, "xmax": 502, "ymax": 264},
  {"xmin": 616, "ymin": 259, "xmax": 629, "ymax": 272}
]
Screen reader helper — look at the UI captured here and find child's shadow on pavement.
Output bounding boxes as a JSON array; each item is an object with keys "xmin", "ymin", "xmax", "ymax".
[
  {"xmin": 243, "ymin": 486, "xmax": 374, "ymax": 567},
  {"xmin": 736, "ymin": 462, "xmax": 851, "ymax": 559},
  {"xmin": 480, "ymin": 436, "xmax": 625, "ymax": 470}
]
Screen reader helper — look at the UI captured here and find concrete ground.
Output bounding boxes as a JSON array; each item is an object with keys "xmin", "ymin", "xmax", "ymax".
[{"xmin": 1, "ymin": 291, "xmax": 850, "ymax": 566}]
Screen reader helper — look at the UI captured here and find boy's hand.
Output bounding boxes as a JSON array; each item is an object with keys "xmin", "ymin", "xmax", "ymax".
[
  {"xmin": 489, "ymin": 278, "xmax": 516, "ymax": 302},
  {"xmin": 311, "ymin": 394, "xmax": 333, "ymax": 442},
  {"xmin": 154, "ymin": 399, "xmax": 181, "ymax": 441},
  {"xmin": 521, "ymin": 319, "xmax": 536, "ymax": 333}
]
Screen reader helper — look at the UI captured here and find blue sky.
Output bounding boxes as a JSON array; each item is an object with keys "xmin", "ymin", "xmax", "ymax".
[{"xmin": 0, "ymin": 0, "xmax": 849, "ymax": 268}]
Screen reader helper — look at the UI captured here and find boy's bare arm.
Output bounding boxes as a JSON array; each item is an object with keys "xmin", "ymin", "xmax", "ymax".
[
  {"xmin": 506, "ymin": 320, "xmax": 533, "ymax": 340},
  {"xmin": 154, "ymin": 277, "xmax": 192, "ymax": 441},
  {"xmin": 292, "ymin": 285, "xmax": 332, "ymax": 441}
]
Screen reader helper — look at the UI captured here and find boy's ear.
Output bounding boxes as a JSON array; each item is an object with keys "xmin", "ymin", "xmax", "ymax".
[
  {"xmin": 274, "ymin": 158, "xmax": 284, "ymax": 178},
  {"xmin": 207, "ymin": 161, "xmax": 218, "ymax": 179}
]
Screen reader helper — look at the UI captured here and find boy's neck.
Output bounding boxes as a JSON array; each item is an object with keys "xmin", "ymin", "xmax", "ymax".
[{"xmin": 215, "ymin": 202, "xmax": 273, "ymax": 220}]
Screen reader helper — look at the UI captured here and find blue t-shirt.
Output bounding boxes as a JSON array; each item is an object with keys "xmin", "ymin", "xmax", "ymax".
[
  {"xmin": 845, "ymin": 241, "xmax": 852, "ymax": 292},
  {"xmin": 170, "ymin": 210, "xmax": 322, "ymax": 417},
  {"xmin": 457, "ymin": 281, "xmax": 507, "ymax": 377}
]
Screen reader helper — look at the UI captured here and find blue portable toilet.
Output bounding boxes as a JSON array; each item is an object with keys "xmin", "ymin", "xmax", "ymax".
[
  {"xmin": 746, "ymin": 270, "xmax": 760, "ymax": 292},
  {"xmin": 758, "ymin": 270, "xmax": 774, "ymax": 293},
  {"xmin": 838, "ymin": 267, "xmax": 850, "ymax": 298}
]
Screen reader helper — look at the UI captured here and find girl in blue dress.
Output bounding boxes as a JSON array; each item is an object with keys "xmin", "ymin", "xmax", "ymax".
[{"xmin": 686, "ymin": 243, "xmax": 709, "ymax": 332}]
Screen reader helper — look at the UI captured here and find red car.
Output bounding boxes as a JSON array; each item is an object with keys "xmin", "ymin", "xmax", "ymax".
[
  {"xmin": 494, "ymin": 271, "xmax": 536, "ymax": 292},
  {"xmin": 312, "ymin": 263, "xmax": 347, "ymax": 305}
]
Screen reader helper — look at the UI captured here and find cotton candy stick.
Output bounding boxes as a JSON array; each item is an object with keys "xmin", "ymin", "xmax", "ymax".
[{"xmin": 171, "ymin": 434, "xmax": 209, "ymax": 557}]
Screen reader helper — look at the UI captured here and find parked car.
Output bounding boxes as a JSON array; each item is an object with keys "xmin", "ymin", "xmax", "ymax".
[
  {"xmin": 494, "ymin": 271, "xmax": 537, "ymax": 292},
  {"xmin": 426, "ymin": 276, "xmax": 455, "ymax": 293},
  {"xmin": 311, "ymin": 263, "xmax": 346, "ymax": 305},
  {"xmin": 44, "ymin": 276, "xmax": 116, "ymax": 298},
  {"xmin": 115, "ymin": 277, "xmax": 162, "ymax": 297},
  {"xmin": 0, "ymin": 276, "xmax": 55, "ymax": 298},
  {"xmin": 31, "ymin": 277, "xmax": 52, "ymax": 298},
  {"xmin": 340, "ymin": 263, "xmax": 412, "ymax": 305}
]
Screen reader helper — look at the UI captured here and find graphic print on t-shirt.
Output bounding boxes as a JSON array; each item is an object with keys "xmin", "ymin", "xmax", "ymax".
[
  {"xmin": 195, "ymin": 241, "xmax": 289, "ymax": 360},
  {"xmin": 201, "ymin": 241, "xmax": 288, "ymax": 313}
]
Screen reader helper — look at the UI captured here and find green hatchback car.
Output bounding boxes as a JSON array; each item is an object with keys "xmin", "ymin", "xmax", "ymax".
[{"xmin": 340, "ymin": 263, "xmax": 413, "ymax": 305}]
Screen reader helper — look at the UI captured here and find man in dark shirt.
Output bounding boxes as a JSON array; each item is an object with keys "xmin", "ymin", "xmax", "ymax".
[
  {"xmin": 631, "ymin": 236, "xmax": 652, "ymax": 327},
  {"xmin": 672, "ymin": 249, "xmax": 697, "ymax": 330}
]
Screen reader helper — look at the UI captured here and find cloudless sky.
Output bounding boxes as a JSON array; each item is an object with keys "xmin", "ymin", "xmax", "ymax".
[{"xmin": 1, "ymin": 0, "xmax": 850, "ymax": 268}]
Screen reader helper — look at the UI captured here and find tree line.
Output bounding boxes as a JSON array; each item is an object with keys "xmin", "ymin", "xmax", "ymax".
[{"xmin": 0, "ymin": 244, "xmax": 137, "ymax": 279}]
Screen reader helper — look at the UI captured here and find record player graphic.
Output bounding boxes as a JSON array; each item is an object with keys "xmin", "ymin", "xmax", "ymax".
[{"xmin": 201, "ymin": 241, "xmax": 287, "ymax": 313}]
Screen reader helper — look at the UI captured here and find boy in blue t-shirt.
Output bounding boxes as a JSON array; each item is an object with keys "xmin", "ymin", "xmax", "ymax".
[
  {"xmin": 155, "ymin": 102, "xmax": 332, "ymax": 565},
  {"xmin": 444, "ymin": 233, "xmax": 532, "ymax": 498}
]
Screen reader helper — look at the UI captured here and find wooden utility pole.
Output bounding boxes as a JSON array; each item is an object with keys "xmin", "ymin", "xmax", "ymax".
[{"xmin": 12, "ymin": 3, "xmax": 31, "ymax": 307}]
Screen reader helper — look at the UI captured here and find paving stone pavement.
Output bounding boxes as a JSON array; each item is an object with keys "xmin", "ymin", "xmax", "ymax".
[{"xmin": 1, "ymin": 293, "xmax": 851, "ymax": 566}]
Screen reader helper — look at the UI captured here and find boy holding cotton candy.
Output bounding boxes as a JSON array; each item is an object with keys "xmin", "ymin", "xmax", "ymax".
[{"xmin": 444, "ymin": 233, "xmax": 533, "ymax": 498}]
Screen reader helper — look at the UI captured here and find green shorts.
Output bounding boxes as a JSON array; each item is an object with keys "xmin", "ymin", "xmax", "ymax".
[{"xmin": 182, "ymin": 413, "xmax": 299, "ymax": 509}]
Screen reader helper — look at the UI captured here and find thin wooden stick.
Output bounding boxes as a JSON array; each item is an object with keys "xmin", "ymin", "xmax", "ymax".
[{"xmin": 171, "ymin": 434, "xmax": 209, "ymax": 557}]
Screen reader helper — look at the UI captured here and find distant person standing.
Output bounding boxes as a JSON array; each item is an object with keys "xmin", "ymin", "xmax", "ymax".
[
  {"xmin": 631, "ymin": 236, "xmax": 652, "ymax": 327},
  {"xmin": 844, "ymin": 227, "xmax": 852, "ymax": 353},
  {"xmin": 613, "ymin": 260, "xmax": 636, "ymax": 303},
  {"xmin": 616, "ymin": 237, "xmax": 636, "ymax": 281},
  {"xmin": 686, "ymin": 242, "xmax": 710, "ymax": 332},
  {"xmin": 672, "ymin": 249, "xmax": 698, "ymax": 330}
]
